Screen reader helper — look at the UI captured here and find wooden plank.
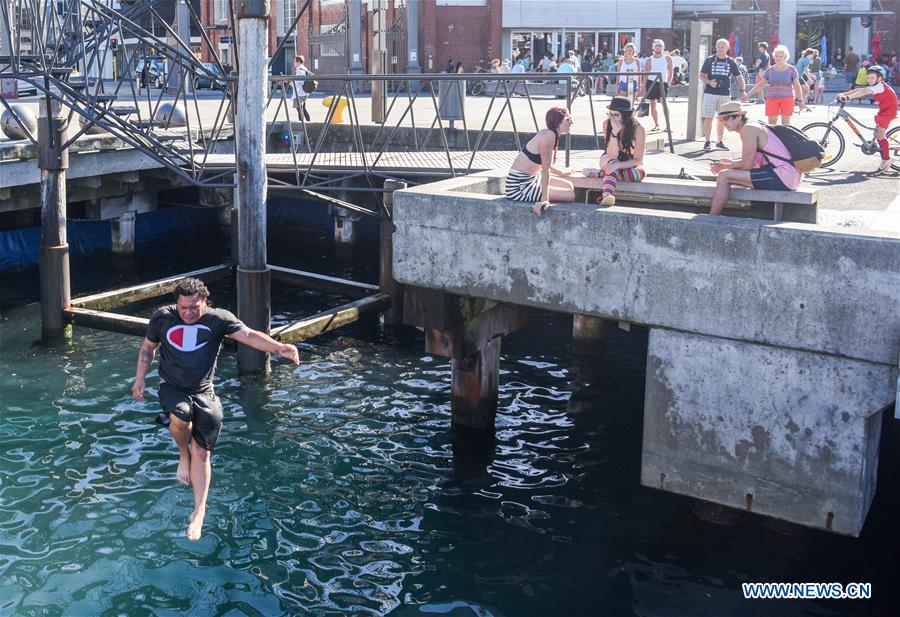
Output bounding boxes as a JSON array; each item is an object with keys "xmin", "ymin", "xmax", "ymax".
[
  {"xmin": 64, "ymin": 307, "xmax": 149, "ymax": 337},
  {"xmin": 271, "ymin": 293, "xmax": 391, "ymax": 344},
  {"xmin": 70, "ymin": 264, "xmax": 233, "ymax": 310},
  {"xmin": 269, "ymin": 265, "xmax": 379, "ymax": 296},
  {"xmin": 571, "ymin": 176, "xmax": 817, "ymax": 206}
]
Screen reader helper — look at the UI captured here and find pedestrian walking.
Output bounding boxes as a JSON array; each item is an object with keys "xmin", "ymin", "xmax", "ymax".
[
  {"xmin": 743, "ymin": 45, "xmax": 804, "ymax": 125},
  {"xmin": 642, "ymin": 39, "xmax": 673, "ymax": 131},
  {"xmin": 699, "ymin": 38, "xmax": 745, "ymax": 150},
  {"xmin": 292, "ymin": 55, "xmax": 312, "ymax": 122}
]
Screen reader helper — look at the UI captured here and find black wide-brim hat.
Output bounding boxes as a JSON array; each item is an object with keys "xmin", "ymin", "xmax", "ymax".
[{"xmin": 607, "ymin": 96, "xmax": 632, "ymax": 112}]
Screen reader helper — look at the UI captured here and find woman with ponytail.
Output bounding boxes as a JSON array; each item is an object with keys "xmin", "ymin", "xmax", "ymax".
[
  {"xmin": 585, "ymin": 96, "xmax": 646, "ymax": 206},
  {"xmin": 506, "ymin": 106, "xmax": 576, "ymax": 216}
]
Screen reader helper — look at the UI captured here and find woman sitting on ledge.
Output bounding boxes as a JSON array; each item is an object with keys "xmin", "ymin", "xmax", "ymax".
[
  {"xmin": 505, "ymin": 106, "xmax": 575, "ymax": 216},
  {"xmin": 586, "ymin": 96, "xmax": 646, "ymax": 206}
]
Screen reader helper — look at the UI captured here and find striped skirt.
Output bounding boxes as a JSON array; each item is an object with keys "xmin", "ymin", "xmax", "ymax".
[{"xmin": 505, "ymin": 169, "xmax": 542, "ymax": 203}]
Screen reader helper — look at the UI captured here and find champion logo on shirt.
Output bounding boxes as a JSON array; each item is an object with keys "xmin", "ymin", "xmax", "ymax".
[{"xmin": 166, "ymin": 324, "xmax": 212, "ymax": 352}]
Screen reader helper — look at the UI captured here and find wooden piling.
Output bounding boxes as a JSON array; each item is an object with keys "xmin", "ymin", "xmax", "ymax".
[
  {"xmin": 38, "ymin": 99, "xmax": 71, "ymax": 340},
  {"xmin": 572, "ymin": 314, "xmax": 607, "ymax": 358},
  {"xmin": 405, "ymin": 289, "xmax": 527, "ymax": 431},
  {"xmin": 380, "ymin": 180, "xmax": 405, "ymax": 326},
  {"xmin": 235, "ymin": 0, "xmax": 272, "ymax": 374}
]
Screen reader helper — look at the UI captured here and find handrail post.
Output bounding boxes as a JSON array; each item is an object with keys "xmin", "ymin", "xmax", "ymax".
[{"xmin": 565, "ymin": 76, "xmax": 572, "ymax": 167}]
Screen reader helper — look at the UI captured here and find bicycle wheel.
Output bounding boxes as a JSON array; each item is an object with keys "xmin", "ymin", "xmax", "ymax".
[
  {"xmin": 886, "ymin": 126, "xmax": 900, "ymax": 172},
  {"xmin": 802, "ymin": 122, "xmax": 845, "ymax": 167},
  {"xmin": 472, "ymin": 81, "xmax": 484, "ymax": 97}
]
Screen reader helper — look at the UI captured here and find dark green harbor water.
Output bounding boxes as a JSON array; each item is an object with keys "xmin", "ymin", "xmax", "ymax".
[{"xmin": 1, "ymin": 221, "xmax": 898, "ymax": 616}]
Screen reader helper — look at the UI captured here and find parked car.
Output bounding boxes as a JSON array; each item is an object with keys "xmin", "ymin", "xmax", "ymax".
[
  {"xmin": 193, "ymin": 63, "xmax": 226, "ymax": 90},
  {"xmin": 0, "ymin": 62, "xmax": 38, "ymax": 97},
  {"xmin": 135, "ymin": 56, "xmax": 168, "ymax": 89}
]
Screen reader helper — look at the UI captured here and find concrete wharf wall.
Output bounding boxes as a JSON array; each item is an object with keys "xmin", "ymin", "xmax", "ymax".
[{"xmin": 391, "ymin": 171, "xmax": 900, "ymax": 536}]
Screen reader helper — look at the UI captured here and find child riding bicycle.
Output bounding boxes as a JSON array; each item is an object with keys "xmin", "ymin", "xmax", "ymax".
[{"xmin": 836, "ymin": 65, "xmax": 897, "ymax": 173}]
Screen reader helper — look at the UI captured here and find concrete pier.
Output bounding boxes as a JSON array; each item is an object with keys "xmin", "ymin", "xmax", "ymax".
[
  {"xmin": 391, "ymin": 171, "xmax": 900, "ymax": 535},
  {"xmin": 111, "ymin": 211, "xmax": 136, "ymax": 254}
]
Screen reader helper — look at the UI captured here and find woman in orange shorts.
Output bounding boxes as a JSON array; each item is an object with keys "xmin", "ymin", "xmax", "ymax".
[{"xmin": 742, "ymin": 45, "xmax": 804, "ymax": 125}]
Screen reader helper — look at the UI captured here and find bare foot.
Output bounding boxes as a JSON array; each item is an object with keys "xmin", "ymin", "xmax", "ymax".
[
  {"xmin": 187, "ymin": 510, "xmax": 205, "ymax": 541},
  {"xmin": 176, "ymin": 455, "xmax": 191, "ymax": 485}
]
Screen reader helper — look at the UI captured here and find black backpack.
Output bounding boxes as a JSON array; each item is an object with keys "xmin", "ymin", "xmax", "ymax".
[
  {"xmin": 758, "ymin": 123, "xmax": 824, "ymax": 173},
  {"xmin": 302, "ymin": 78, "xmax": 318, "ymax": 94}
]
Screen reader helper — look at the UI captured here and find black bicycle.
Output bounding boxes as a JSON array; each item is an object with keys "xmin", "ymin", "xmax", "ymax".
[
  {"xmin": 467, "ymin": 66, "xmax": 489, "ymax": 96},
  {"xmin": 801, "ymin": 100, "xmax": 900, "ymax": 170}
]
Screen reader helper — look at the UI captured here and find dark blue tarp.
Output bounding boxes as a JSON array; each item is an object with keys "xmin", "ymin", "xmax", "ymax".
[
  {"xmin": 0, "ymin": 219, "xmax": 110, "ymax": 271},
  {"xmin": 0, "ymin": 206, "xmax": 218, "ymax": 272},
  {"xmin": 135, "ymin": 206, "xmax": 218, "ymax": 247},
  {"xmin": 269, "ymin": 196, "xmax": 378, "ymax": 239}
]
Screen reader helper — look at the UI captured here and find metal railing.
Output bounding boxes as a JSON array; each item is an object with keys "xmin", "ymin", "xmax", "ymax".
[{"xmin": 1, "ymin": 3, "xmax": 675, "ymax": 197}]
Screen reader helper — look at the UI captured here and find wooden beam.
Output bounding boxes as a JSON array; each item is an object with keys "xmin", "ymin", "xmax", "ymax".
[
  {"xmin": 64, "ymin": 306, "xmax": 238, "ymax": 352},
  {"xmin": 269, "ymin": 265, "xmax": 379, "ymax": 297},
  {"xmin": 70, "ymin": 264, "xmax": 233, "ymax": 310},
  {"xmin": 272, "ymin": 294, "xmax": 391, "ymax": 344},
  {"xmin": 64, "ymin": 307, "xmax": 149, "ymax": 336}
]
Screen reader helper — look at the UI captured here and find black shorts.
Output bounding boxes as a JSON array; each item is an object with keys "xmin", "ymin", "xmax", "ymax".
[
  {"xmin": 158, "ymin": 382, "xmax": 223, "ymax": 450},
  {"xmin": 646, "ymin": 80, "xmax": 667, "ymax": 100},
  {"xmin": 749, "ymin": 165, "xmax": 789, "ymax": 191}
]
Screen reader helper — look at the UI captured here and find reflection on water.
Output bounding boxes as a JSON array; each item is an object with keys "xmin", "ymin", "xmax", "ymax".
[{"xmin": 1, "ymin": 228, "xmax": 898, "ymax": 616}]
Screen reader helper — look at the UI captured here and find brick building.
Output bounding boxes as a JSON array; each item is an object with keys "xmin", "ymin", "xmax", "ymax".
[{"xmin": 198, "ymin": 0, "xmax": 896, "ymax": 74}]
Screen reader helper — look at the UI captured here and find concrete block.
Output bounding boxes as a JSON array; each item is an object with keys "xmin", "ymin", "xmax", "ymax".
[
  {"xmin": 642, "ymin": 328, "xmax": 896, "ymax": 536},
  {"xmin": 393, "ymin": 177, "xmax": 900, "ymax": 366},
  {"xmin": 111, "ymin": 211, "xmax": 136, "ymax": 254}
]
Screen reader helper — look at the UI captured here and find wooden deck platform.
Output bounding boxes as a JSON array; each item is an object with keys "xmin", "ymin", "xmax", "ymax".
[{"xmin": 196, "ymin": 149, "xmax": 713, "ymax": 179}]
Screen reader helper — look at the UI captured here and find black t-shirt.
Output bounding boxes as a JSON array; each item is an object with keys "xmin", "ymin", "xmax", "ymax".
[
  {"xmin": 755, "ymin": 51, "xmax": 770, "ymax": 70},
  {"xmin": 147, "ymin": 306, "xmax": 245, "ymax": 393},
  {"xmin": 701, "ymin": 55, "xmax": 740, "ymax": 95}
]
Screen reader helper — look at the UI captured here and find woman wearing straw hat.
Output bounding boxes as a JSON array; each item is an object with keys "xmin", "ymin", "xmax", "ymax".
[
  {"xmin": 584, "ymin": 96, "xmax": 646, "ymax": 206},
  {"xmin": 708, "ymin": 101, "xmax": 803, "ymax": 215}
]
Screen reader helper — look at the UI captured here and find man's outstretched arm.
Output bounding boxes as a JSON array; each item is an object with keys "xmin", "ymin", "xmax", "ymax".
[
  {"xmin": 132, "ymin": 338, "xmax": 159, "ymax": 400},
  {"xmin": 229, "ymin": 327, "xmax": 300, "ymax": 365}
]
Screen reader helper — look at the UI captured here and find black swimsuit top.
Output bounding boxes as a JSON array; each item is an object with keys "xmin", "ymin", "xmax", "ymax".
[{"xmin": 521, "ymin": 144, "xmax": 542, "ymax": 164}]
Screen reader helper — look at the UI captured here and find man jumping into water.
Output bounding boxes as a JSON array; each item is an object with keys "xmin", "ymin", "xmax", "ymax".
[{"xmin": 131, "ymin": 278, "xmax": 299, "ymax": 541}]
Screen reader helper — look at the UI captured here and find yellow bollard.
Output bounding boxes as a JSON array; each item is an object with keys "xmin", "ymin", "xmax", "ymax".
[{"xmin": 321, "ymin": 95, "xmax": 349, "ymax": 124}]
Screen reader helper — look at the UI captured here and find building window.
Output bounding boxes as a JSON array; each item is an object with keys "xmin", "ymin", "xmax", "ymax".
[
  {"xmin": 215, "ymin": 0, "xmax": 228, "ymax": 24},
  {"xmin": 318, "ymin": 24, "xmax": 341, "ymax": 57},
  {"xmin": 279, "ymin": 0, "xmax": 297, "ymax": 36}
]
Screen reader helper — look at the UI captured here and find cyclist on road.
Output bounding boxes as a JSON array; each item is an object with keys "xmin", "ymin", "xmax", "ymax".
[{"xmin": 837, "ymin": 65, "xmax": 898, "ymax": 173}]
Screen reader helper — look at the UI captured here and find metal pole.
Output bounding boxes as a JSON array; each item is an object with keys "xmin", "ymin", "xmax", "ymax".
[
  {"xmin": 349, "ymin": 0, "xmax": 363, "ymax": 75},
  {"xmin": 177, "ymin": 0, "xmax": 193, "ymax": 94},
  {"xmin": 38, "ymin": 99, "xmax": 72, "ymax": 340},
  {"xmin": 405, "ymin": 0, "xmax": 421, "ymax": 74},
  {"xmin": 235, "ymin": 0, "xmax": 271, "ymax": 374},
  {"xmin": 380, "ymin": 179, "xmax": 405, "ymax": 326},
  {"xmin": 371, "ymin": 0, "xmax": 387, "ymax": 123}
]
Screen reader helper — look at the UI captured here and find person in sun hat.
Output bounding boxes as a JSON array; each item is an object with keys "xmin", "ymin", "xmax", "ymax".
[
  {"xmin": 583, "ymin": 96, "xmax": 646, "ymax": 206},
  {"xmin": 707, "ymin": 101, "xmax": 803, "ymax": 215}
]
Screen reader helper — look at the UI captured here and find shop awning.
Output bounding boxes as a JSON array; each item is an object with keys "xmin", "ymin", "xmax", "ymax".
[
  {"xmin": 797, "ymin": 10, "xmax": 894, "ymax": 17},
  {"xmin": 674, "ymin": 10, "xmax": 767, "ymax": 18}
]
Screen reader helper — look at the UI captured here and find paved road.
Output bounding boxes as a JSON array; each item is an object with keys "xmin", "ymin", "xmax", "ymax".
[{"xmin": 3, "ymin": 85, "xmax": 897, "ymax": 232}]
